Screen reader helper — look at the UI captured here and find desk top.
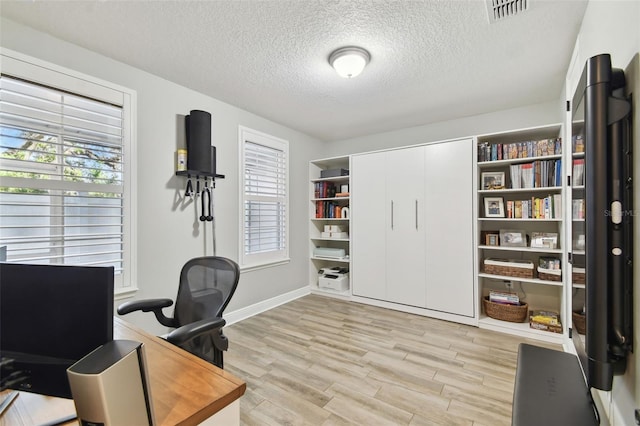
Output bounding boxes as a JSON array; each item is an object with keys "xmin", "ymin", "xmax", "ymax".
[{"xmin": 0, "ymin": 317, "xmax": 246, "ymax": 426}]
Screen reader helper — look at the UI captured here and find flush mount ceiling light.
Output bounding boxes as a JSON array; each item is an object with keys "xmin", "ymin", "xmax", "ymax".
[{"xmin": 329, "ymin": 46, "xmax": 371, "ymax": 78}]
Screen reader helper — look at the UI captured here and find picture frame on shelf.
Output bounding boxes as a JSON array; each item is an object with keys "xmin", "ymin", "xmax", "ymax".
[
  {"xmin": 499, "ymin": 229, "xmax": 527, "ymax": 247},
  {"xmin": 481, "ymin": 172, "xmax": 506, "ymax": 190},
  {"xmin": 486, "ymin": 233, "xmax": 500, "ymax": 246},
  {"xmin": 480, "ymin": 231, "xmax": 500, "ymax": 246},
  {"xmin": 531, "ymin": 232, "xmax": 559, "ymax": 249},
  {"xmin": 484, "ymin": 197, "xmax": 505, "ymax": 218}
]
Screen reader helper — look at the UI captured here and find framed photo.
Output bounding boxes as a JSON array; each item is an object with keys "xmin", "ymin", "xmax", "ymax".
[
  {"xmin": 531, "ymin": 232, "xmax": 559, "ymax": 249},
  {"xmin": 481, "ymin": 231, "xmax": 500, "ymax": 246},
  {"xmin": 481, "ymin": 172, "xmax": 506, "ymax": 190},
  {"xmin": 484, "ymin": 197, "xmax": 505, "ymax": 218},
  {"xmin": 500, "ymin": 229, "xmax": 527, "ymax": 247}
]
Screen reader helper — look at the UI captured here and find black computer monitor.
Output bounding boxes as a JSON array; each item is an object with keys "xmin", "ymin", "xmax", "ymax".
[{"xmin": 0, "ymin": 263, "xmax": 114, "ymax": 399}]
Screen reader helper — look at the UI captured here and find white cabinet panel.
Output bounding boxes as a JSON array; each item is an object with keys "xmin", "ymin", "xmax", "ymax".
[
  {"xmin": 424, "ymin": 139, "xmax": 474, "ymax": 316},
  {"xmin": 351, "ymin": 152, "xmax": 387, "ymax": 300},
  {"xmin": 386, "ymin": 147, "xmax": 426, "ymax": 307}
]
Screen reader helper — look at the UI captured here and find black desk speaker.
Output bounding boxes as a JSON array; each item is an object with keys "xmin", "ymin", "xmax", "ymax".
[{"xmin": 186, "ymin": 110, "xmax": 212, "ymax": 173}]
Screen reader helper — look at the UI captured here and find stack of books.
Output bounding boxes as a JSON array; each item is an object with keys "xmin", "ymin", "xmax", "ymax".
[{"xmin": 489, "ymin": 290, "xmax": 520, "ymax": 305}]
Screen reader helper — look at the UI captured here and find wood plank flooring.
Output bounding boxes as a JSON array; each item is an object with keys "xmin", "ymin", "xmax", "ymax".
[{"xmin": 224, "ymin": 294, "xmax": 561, "ymax": 425}]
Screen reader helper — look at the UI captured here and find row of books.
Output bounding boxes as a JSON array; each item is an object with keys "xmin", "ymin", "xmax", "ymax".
[
  {"xmin": 505, "ymin": 194, "xmax": 562, "ymax": 219},
  {"xmin": 314, "ymin": 181, "xmax": 337, "ymax": 199},
  {"xmin": 315, "ymin": 201, "xmax": 346, "ymax": 219},
  {"xmin": 478, "ymin": 138, "xmax": 562, "ymax": 162},
  {"xmin": 572, "ymin": 159, "xmax": 584, "ymax": 186},
  {"xmin": 509, "ymin": 159, "xmax": 562, "ymax": 189}
]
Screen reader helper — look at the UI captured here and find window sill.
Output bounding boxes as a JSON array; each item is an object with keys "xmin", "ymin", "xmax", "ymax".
[
  {"xmin": 240, "ymin": 258, "xmax": 290, "ymax": 273},
  {"xmin": 115, "ymin": 286, "xmax": 139, "ymax": 300}
]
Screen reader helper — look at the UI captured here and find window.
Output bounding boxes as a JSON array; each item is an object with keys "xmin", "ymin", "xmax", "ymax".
[
  {"xmin": 239, "ymin": 126, "xmax": 289, "ymax": 268},
  {"xmin": 0, "ymin": 51, "xmax": 136, "ymax": 294}
]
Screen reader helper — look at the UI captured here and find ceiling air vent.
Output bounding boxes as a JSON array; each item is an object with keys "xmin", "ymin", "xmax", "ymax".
[{"xmin": 486, "ymin": 0, "xmax": 529, "ymax": 23}]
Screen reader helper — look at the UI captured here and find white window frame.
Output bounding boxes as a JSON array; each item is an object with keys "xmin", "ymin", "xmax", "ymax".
[
  {"xmin": 238, "ymin": 126, "xmax": 289, "ymax": 270},
  {"xmin": 0, "ymin": 48, "xmax": 137, "ymax": 297}
]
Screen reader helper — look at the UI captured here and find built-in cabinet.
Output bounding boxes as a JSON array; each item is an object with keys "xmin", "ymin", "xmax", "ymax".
[
  {"xmin": 308, "ymin": 156, "xmax": 351, "ymax": 298},
  {"xmin": 308, "ymin": 128, "xmax": 574, "ymax": 343},
  {"xmin": 476, "ymin": 124, "xmax": 566, "ymax": 343},
  {"xmin": 350, "ymin": 138, "xmax": 475, "ymax": 318}
]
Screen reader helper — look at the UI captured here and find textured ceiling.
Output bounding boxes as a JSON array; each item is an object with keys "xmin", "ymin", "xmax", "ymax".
[{"xmin": 0, "ymin": 0, "xmax": 588, "ymax": 141}]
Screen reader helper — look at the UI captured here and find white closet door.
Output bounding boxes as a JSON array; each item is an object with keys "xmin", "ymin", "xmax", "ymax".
[
  {"xmin": 385, "ymin": 146, "xmax": 427, "ymax": 307},
  {"xmin": 351, "ymin": 152, "xmax": 387, "ymax": 300},
  {"xmin": 424, "ymin": 138, "xmax": 474, "ymax": 316}
]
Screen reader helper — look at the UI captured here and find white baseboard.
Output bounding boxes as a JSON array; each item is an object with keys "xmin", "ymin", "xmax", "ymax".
[{"xmin": 224, "ymin": 286, "xmax": 310, "ymax": 326}]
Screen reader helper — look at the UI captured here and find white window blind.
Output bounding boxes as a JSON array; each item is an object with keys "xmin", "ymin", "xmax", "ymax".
[
  {"xmin": 240, "ymin": 127, "xmax": 289, "ymax": 268},
  {"xmin": 0, "ymin": 75, "xmax": 125, "ymax": 273}
]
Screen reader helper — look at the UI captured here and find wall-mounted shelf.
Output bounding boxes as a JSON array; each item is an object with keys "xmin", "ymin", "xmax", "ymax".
[{"xmin": 176, "ymin": 170, "xmax": 225, "ymax": 179}]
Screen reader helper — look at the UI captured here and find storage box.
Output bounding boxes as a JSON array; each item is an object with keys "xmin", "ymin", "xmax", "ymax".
[
  {"xmin": 319, "ymin": 273, "xmax": 349, "ymax": 291},
  {"xmin": 529, "ymin": 310, "xmax": 563, "ymax": 334},
  {"xmin": 320, "ymin": 168, "xmax": 349, "ymax": 178},
  {"xmin": 483, "ymin": 258, "xmax": 534, "ymax": 278},
  {"xmin": 313, "ymin": 247, "xmax": 346, "ymax": 259},
  {"xmin": 572, "ymin": 267, "xmax": 585, "ymax": 285},
  {"xmin": 321, "ymin": 231, "xmax": 348, "ymax": 239}
]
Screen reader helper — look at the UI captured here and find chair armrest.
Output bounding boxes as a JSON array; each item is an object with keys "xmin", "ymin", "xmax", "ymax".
[
  {"xmin": 117, "ymin": 298, "xmax": 178, "ymax": 328},
  {"xmin": 165, "ymin": 317, "xmax": 226, "ymax": 346}
]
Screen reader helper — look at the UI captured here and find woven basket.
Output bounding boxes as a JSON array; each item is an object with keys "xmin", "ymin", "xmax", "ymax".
[
  {"xmin": 572, "ymin": 311, "xmax": 586, "ymax": 334},
  {"xmin": 572, "ymin": 271, "xmax": 585, "ymax": 285},
  {"xmin": 483, "ymin": 263, "xmax": 534, "ymax": 279},
  {"xmin": 483, "ymin": 297, "xmax": 528, "ymax": 323},
  {"xmin": 538, "ymin": 270, "xmax": 562, "ymax": 282}
]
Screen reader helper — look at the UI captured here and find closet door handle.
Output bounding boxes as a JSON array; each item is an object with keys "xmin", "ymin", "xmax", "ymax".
[
  {"xmin": 391, "ymin": 200, "xmax": 394, "ymax": 230},
  {"xmin": 415, "ymin": 200, "xmax": 418, "ymax": 230}
]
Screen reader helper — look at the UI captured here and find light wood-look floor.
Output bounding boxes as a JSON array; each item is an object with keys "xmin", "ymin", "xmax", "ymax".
[{"xmin": 224, "ymin": 294, "xmax": 561, "ymax": 426}]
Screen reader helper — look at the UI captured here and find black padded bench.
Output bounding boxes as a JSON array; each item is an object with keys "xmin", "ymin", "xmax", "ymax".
[{"xmin": 512, "ymin": 343, "xmax": 598, "ymax": 426}]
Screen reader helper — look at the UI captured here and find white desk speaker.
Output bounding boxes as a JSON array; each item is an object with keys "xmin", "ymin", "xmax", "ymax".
[{"xmin": 67, "ymin": 339, "xmax": 155, "ymax": 425}]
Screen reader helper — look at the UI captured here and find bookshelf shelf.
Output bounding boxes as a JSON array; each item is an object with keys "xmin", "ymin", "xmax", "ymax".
[
  {"xmin": 478, "ymin": 273, "xmax": 564, "ymax": 287},
  {"xmin": 476, "ymin": 124, "xmax": 567, "ymax": 341}
]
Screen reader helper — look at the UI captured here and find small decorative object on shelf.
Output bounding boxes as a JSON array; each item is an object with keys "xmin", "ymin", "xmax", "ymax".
[
  {"xmin": 481, "ymin": 172, "xmax": 505, "ymax": 190},
  {"xmin": 499, "ymin": 229, "xmax": 527, "ymax": 247},
  {"xmin": 530, "ymin": 232, "xmax": 559, "ymax": 249}
]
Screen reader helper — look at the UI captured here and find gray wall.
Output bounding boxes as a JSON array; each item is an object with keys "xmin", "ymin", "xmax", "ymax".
[
  {"xmin": 0, "ymin": 18, "xmax": 325, "ymax": 334},
  {"xmin": 324, "ymin": 100, "xmax": 563, "ymax": 156}
]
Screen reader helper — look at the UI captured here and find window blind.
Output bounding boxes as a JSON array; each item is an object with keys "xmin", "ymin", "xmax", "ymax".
[
  {"xmin": 242, "ymin": 138, "xmax": 287, "ymax": 260},
  {"xmin": 0, "ymin": 75, "xmax": 124, "ymax": 271}
]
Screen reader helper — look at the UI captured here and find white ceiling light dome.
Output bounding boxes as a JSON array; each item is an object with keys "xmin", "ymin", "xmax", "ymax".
[{"xmin": 329, "ymin": 46, "xmax": 371, "ymax": 78}]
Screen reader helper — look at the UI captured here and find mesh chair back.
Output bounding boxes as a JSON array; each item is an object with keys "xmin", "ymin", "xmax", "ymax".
[{"xmin": 173, "ymin": 256, "xmax": 240, "ymax": 363}]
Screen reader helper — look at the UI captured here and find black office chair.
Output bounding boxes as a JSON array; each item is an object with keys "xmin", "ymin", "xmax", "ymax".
[{"xmin": 117, "ymin": 256, "xmax": 240, "ymax": 369}]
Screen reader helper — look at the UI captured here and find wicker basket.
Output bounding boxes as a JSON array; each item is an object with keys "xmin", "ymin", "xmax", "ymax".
[
  {"xmin": 572, "ymin": 311, "xmax": 586, "ymax": 334},
  {"xmin": 483, "ymin": 297, "xmax": 528, "ymax": 323},
  {"xmin": 538, "ymin": 270, "xmax": 562, "ymax": 282},
  {"xmin": 572, "ymin": 271, "xmax": 585, "ymax": 285},
  {"xmin": 483, "ymin": 259, "xmax": 534, "ymax": 279}
]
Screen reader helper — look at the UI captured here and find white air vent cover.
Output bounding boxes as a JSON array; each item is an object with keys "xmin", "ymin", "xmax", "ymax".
[{"xmin": 486, "ymin": 0, "xmax": 529, "ymax": 23}]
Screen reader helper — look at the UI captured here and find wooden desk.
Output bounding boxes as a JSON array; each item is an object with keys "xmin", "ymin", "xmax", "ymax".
[{"xmin": 0, "ymin": 317, "xmax": 246, "ymax": 426}]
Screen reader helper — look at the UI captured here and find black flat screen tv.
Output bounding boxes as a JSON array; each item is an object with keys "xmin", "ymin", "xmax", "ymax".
[
  {"xmin": 0, "ymin": 263, "xmax": 114, "ymax": 398},
  {"xmin": 571, "ymin": 53, "xmax": 633, "ymax": 391}
]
